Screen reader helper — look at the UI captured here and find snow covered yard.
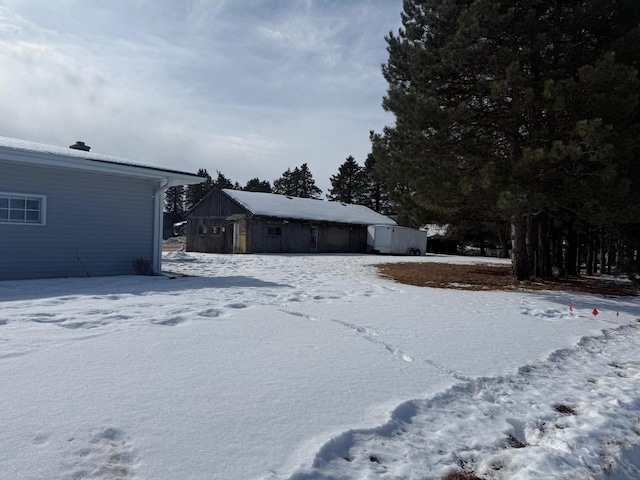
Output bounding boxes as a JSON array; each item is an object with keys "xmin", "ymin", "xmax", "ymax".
[{"xmin": 0, "ymin": 253, "xmax": 639, "ymax": 480}]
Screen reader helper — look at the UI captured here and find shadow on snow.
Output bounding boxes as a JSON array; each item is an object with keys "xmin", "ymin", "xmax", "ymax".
[{"xmin": 0, "ymin": 275, "xmax": 292, "ymax": 302}]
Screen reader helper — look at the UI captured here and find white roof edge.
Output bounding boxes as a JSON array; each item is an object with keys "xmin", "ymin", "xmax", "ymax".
[
  {"xmin": 369, "ymin": 224, "xmax": 421, "ymax": 229},
  {"xmin": 224, "ymin": 190, "xmax": 252, "ymax": 212},
  {"xmin": 0, "ymin": 138, "xmax": 204, "ymax": 185},
  {"xmin": 222, "ymin": 189, "xmax": 397, "ymax": 226}
]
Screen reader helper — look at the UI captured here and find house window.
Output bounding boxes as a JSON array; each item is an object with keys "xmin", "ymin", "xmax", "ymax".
[
  {"xmin": 0, "ymin": 192, "xmax": 46, "ymax": 225},
  {"xmin": 267, "ymin": 226, "xmax": 282, "ymax": 237},
  {"xmin": 210, "ymin": 226, "xmax": 222, "ymax": 235},
  {"xmin": 197, "ymin": 221, "xmax": 207, "ymax": 235}
]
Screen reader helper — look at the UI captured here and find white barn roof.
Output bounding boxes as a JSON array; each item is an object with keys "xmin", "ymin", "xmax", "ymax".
[{"xmin": 223, "ymin": 189, "xmax": 396, "ymax": 226}]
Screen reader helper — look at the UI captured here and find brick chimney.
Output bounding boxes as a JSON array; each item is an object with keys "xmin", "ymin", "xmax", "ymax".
[{"xmin": 69, "ymin": 141, "xmax": 91, "ymax": 152}]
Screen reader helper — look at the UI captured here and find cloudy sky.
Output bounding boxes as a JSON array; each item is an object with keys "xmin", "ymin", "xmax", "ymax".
[{"xmin": 0, "ymin": 0, "xmax": 403, "ymax": 193}]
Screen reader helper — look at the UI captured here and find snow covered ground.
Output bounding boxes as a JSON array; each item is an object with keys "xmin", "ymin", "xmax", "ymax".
[{"xmin": 0, "ymin": 253, "xmax": 638, "ymax": 480}]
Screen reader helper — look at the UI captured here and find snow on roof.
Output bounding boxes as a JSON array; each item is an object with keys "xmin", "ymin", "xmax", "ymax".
[
  {"xmin": 0, "ymin": 135, "xmax": 202, "ymax": 180},
  {"xmin": 223, "ymin": 189, "xmax": 397, "ymax": 225}
]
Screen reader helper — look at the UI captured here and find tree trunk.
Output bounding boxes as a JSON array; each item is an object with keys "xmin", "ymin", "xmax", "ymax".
[
  {"xmin": 577, "ymin": 235, "xmax": 584, "ymax": 275},
  {"xmin": 600, "ymin": 228, "xmax": 606, "ymax": 274},
  {"xmin": 606, "ymin": 232, "xmax": 612, "ymax": 275},
  {"xmin": 593, "ymin": 231, "xmax": 599, "ymax": 274},
  {"xmin": 527, "ymin": 215, "xmax": 539, "ymax": 278},
  {"xmin": 512, "ymin": 215, "xmax": 530, "ymax": 280},
  {"xmin": 553, "ymin": 228, "xmax": 565, "ymax": 277},
  {"xmin": 586, "ymin": 236, "xmax": 592, "ymax": 275},
  {"xmin": 538, "ymin": 213, "xmax": 552, "ymax": 277},
  {"xmin": 498, "ymin": 223, "xmax": 510, "ymax": 259},
  {"xmin": 566, "ymin": 224, "xmax": 578, "ymax": 276}
]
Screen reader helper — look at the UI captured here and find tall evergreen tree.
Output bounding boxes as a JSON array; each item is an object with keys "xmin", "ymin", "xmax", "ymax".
[
  {"xmin": 186, "ymin": 168, "xmax": 213, "ymax": 210},
  {"xmin": 363, "ymin": 153, "xmax": 393, "ymax": 214},
  {"xmin": 273, "ymin": 163, "xmax": 322, "ymax": 199},
  {"xmin": 373, "ymin": 0, "xmax": 640, "ymax": 279},
  {"xmin": 273, "ymin": 168, "xmax": 296, "ymax": 196},
  {"xmin": 327, "ymin": 156, "xmax": 369, "ymax": 204},
  {"xmin": 212, "ymin": 171, "xmax": 240, "ymax": 190},
  {"xmin": 244, "ymin": 178, "xmax": 273, "ymax": 193},
  {"xmin": 164, "ymin": 185, "xmax": 186, "ymax": 224}
]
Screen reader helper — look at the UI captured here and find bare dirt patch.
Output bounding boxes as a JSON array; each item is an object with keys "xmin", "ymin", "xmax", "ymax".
[
  {"xmin": 442, "ymin": 472, "xmax": 484, "ymax": 480},
  {"xmin": 162, "ymin": 236, "xmax": 186, "ymax": 252},
  {"xmin": 375, "ymin": 262, "xmax": 637, "ymax": 297}
]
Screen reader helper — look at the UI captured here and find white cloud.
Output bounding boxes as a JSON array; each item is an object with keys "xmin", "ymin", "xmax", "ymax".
[
  {"xmin": 0, "ymin": 1, "xmax": 402, "ymax": 193},
  {"xmin": 257, "ymin": 17, "xmax": 346, "ymax": 68},
  {"xmin": 185, "ymin": 0, "xmax": 227, "ymax": 35}
]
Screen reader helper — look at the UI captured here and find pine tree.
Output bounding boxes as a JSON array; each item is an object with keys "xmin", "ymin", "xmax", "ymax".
[
  {"xmin": 373, "ymin": 0, "xmax": 640, "ymax": 279},
  {"xmin": 273, "ymin": 164, "xmax": 322, "ymax": 199},
  {"xmin": 272, "ymin": 168, "xmax": 296, "ymax": 196},
  {"xmin": 212, "ymin": 171, "xmax": 239, "ymax": 190},
  {"xmin": 327, "ymin": 156, "xmax": 369, "ymax": 204},
  {"xmin": 363, "ymin": 153, "xmax": 393, "ymax": 214},
  {"xmin": 164, "ymin": 185, "xmax": 186, "ymax": 224},
  {"xmin": 244, "ymin": 178, "xmax": 272, "ymax": 193},
  {"xmin": 186, "ymin": 168, "xmax": 212, "ymax": 210}
]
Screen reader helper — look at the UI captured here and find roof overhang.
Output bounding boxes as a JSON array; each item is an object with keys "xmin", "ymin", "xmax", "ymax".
[{"xmin": 0, "ymin": 145, "xmax": 204, "ymax": 186}]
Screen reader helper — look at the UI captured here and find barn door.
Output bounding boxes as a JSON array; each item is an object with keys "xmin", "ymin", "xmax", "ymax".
[
  {"xmin": 326, "ymin": 227, "xmax": 350, "ymax": 252},
  {"xmin": 233, "ymin": 221, "xmax": 247, "ymax": 253}
]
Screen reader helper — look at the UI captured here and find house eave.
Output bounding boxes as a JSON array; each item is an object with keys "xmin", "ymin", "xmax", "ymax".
[{"xmin": 0, "ymin": 147, "xmax": 203, "ymax": 186}]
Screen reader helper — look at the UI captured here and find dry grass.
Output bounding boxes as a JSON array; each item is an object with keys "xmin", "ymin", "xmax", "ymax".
[
  {"xmin": 554, "ymin": 404, "xmax": 577, "ymax": 415},
  {"xmin": 442, "ymin": 472, "xmax": 484, "ymax": 480},
  {"xmin": 375, "ymin": 262, "xmax": 637, "ymax": 297}
]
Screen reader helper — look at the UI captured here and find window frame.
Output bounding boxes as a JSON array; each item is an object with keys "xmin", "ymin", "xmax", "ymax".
[
  {"xmin": 266, "ymin": 225, "xmax": 283, "ymax": 237},
  {"xmin": 0, "ymin": 192, "xmax": 47, "ymax": 226}
]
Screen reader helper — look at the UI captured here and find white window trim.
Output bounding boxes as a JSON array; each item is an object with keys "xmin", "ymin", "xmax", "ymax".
[{"xmin": 0, "ymin": 191, "xmax": 47, "ymax": 226}]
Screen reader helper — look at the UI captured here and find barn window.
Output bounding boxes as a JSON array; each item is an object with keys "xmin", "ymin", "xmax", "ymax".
[
  {"xmin": 197, "ymin": 221, "xmax": 207, "ymax": 235},
  {"xmin": 210, "ymin": 226, "xmax": 222, "ymax": 235},
  {"xmin": 0, "ymin": 192, "xmax": 46, "ymax": 225},
  {"xmin": 267, "ymin": 226, "xmax": 282, "ymax": 237}
]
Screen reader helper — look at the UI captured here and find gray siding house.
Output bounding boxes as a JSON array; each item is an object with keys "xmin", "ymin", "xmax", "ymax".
[
  {"xmin": 186, "ymin": 189, "xmax": 396, "ymax": 254},
  {"xmin": 0, "ymin": 136, "xmax": 204, "ymax": 280}
]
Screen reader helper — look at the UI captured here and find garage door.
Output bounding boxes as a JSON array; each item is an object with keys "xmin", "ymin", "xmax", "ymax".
[{"xmin": 326, "ymin": 227, "xmax": 350, "ymax": 252}]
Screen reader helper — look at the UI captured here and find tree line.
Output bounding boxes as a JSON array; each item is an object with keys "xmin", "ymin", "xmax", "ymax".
[{"xmin": 164, "ymin": 157, "xmax": 392, "ymax": 225}]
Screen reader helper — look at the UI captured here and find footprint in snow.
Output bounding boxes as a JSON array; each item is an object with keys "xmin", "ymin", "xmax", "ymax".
[
  {"xmin": 281, "ymin": 310, "xmax": 411, "ymax": 362},
  {"xmin": 62, "ymin": 427, "xmax": 136, "ymax": 479},
  {"xmin": 29, "ymin": 313, "xmax": 65, "ymax": 324},
  {"xmin": 520, "ymin": 301, "xmax": 567, "ymax": 320},
  {"xmin": 225, "ymin": 303, "xmax": 248, "ymax": 309},
  {"xmin": 58, "ymin": 320, "xmax": 110, "ymax": 330},
  {"xmin": 85, "ymin": 309, "xmax": 114, "ymax": 316},
  {"xmin": 282, "ymin": 310, "xmax": 318, "ymax": 321},
  {"xmin": 197, "ymin": 308, "xmax": 224, "ymax": 318},
  {"xmin": 152, "ymin": 316, "xmax": 185, "ymax": 326},
  {"xmin": 333, "ymin": 319, "xmax": 413, "ymax": 362},
  {"xmin": 106, "ymin": 314, "xmax": 133, "ymax": 321},
  {"xmin": 32, "ymin": 433, "xmax": 50, "ymax": 445}
]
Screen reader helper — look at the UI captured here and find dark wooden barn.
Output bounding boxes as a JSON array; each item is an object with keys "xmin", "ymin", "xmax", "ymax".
[{"xmin": 186, "ymin": 189, "xmax": 396, "ymax": 254}]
